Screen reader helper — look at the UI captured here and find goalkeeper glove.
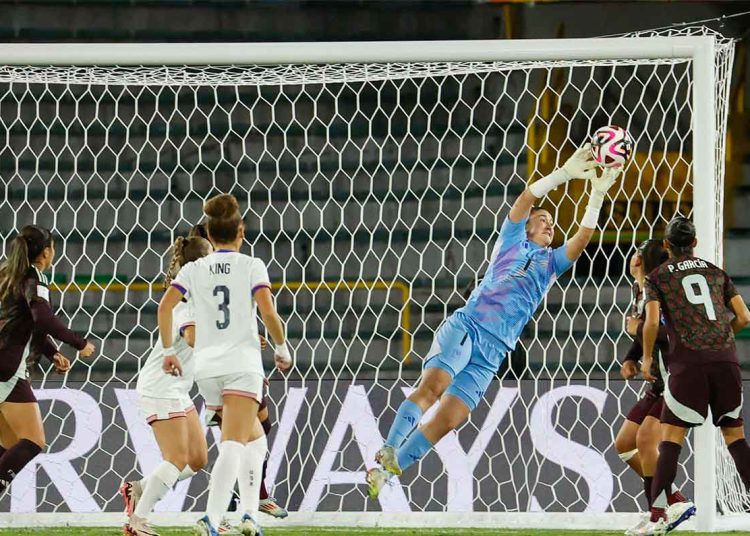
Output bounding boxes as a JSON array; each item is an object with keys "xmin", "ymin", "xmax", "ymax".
[
  {"xmin": 581, "ymin": 166, "xmax": 622, "ymax": 229},
  {"xmin": 528, "ymin": 143, "xmax": 597, "ymax": 198}
]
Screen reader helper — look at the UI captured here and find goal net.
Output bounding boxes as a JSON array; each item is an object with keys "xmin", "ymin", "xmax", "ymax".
[{"xmin": 0, "ymin": 30, "xmax": 739, "ymax": 530}]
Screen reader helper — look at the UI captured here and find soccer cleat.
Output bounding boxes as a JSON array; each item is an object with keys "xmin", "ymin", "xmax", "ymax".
[
  {"xmin": 218, "ymin": 518, "xmax": 240, "ymax": 535},
  {"xmin": 194, "ymin": 515, "xmax": 220, "ymax": 536},
  {"xmin": 120, "ymin": 481, "xmax": 143, "ymax": 517},
  {"xmin": 666, "ymin": 500, "xmax": 696, "ymax": 532},
  {"xmin": 123, "ymin": 514, "xmax": 160, "ymax": 536},
  {"xmin": 624, "ymin": 513, "xmax": 650, "ymax": 536},
  {"xmin": 237, "ymin": 513, "xmax": 263, "ymax": 536},
  {"xmin": 366, "ymin": 467, "xmax": 390, "ymax": 500},
  {"xmin": 629, "ymin": 519, "xmax": 668, "ymax": 536},
  {"xmin": 375, "ymin": 445, "xmax": 402, "ymax": 476},
  {"xmin": 259, "ymin": 497, "xmax": 289, "ymax": 518}
]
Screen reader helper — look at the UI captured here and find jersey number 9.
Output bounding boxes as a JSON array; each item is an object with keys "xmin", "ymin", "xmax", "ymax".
[{"xmin": 682, "ymin": 274, "xmax": 717, "ymax": 321}]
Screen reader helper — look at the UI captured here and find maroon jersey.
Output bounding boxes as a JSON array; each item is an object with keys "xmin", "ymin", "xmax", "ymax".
[
  {"xmin": 0, "ymin": 267, "xmax": 86, "ymax": 381},
  {"xmin": 645, "ymin": 255, "xmax": 738, "ymax": 365},
  {"xmin": 623, "ymin": 281, "xmax": 667, "ymax": 394}
]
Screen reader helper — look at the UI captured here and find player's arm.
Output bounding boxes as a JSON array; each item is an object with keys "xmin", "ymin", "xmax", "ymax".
[
  {"xmin": 563, "ymin": 166, "xmax": 621, "ymax": 261},
  {"xmin": 729, "ymin": 295, "xmax": 750, "ymax": 334},
  {"xmin": 511, "ymin": 144, "xmax": 596, "ymax": 223},
  {"xmin": 24, "ymin": 275, "xmax": 94, "ymax": 357},
  {"xmin": 159, "ymin": 285, "xmax": 184, "ymax": 376},
  {"xmin": 256, "ymin": 287, "xmax": 292, "ymax": 371},
  {"xmin": 620, "ymin": 338, "xmax": 641, "ymax": 379},
  {"xmin": 641, "ymin": 300, "xmax": 660, "ymax": 382}
]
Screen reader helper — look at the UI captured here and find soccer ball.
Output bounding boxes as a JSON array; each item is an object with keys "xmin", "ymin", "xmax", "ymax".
[{"xmin": 590, "ymin": 125, "xmax": 634, "ymax": 168}]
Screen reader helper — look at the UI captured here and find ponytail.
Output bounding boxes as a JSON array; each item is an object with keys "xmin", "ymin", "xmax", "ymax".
[
  {"xmin": 164, "ymin": 235, "xmax": 212, "ymax": 288},
  {"xmin": 0, "ymin": 225, "xmax": 53, "ymax": 303},
  {"xmin": 0, "ymin": 237, "xmax": 30, "ymax": 303},
  {"xmin": 165, "ymin": 236, "xmax": 187, "ymax": 289}
]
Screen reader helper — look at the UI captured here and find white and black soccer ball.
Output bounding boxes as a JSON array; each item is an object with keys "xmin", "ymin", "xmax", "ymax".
[{"xmin": 590, "ymin": 125, "xmax": 634, "ymax": 168}]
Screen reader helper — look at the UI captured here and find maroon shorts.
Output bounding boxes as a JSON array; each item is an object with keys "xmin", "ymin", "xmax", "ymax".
[
  {"xmin": 3, "ymin": 379, "xmax": 36, "ymax": 404},
  {"xmin": 661, "ymin": 361, "xmax": 743, "ymax": 428},
  {"xmin": 626, "ymin": 391, "xmax": 663, "ymax": 425}
]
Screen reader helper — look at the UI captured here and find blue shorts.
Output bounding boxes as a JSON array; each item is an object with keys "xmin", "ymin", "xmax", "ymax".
[{"xmin": 423, "ymin": 313, "xmax": 510, "ymax": 410}]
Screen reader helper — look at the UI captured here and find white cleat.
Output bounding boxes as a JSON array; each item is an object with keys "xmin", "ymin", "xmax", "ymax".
[
  {"xmin": 666, "ymin": 501, "xmax": 696, "ymax": 532},
  {"xmin": 218, "ymin": 517, "xmax": 240, "ymax": 534},
  {"xmin": 633, "ymin": 519, "xmax": 668, "ymax": 536},
  {"xmin": 259, "ymin": 497, "xmax": 289, "ymax": 518},
  {"xmin": 366, "ymin": 467, "xmax": 390, "ymax": 499},
  {"xmin": 624, "ymin": 513, "xmax": 650, "ymax": 536},
  {"xmin": 124, "ymin": 514, "xmax": 160, "ymax": 536},
  {"xmin": 237, "ymin": 513, "xmax": 263, "ymax": 536},
  {"xmin": 374, "ymin": 445, "xmax": 402, "ymax": 476}
]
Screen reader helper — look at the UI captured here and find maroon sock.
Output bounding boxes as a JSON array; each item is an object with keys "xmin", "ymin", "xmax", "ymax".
[
  {"xmin": 0, "ymin": 439, "xmax": 41, "ymax": 488},
  {"xmin": 261, "ymin": 418, "xmax": 272, "ymax": 437},
  {"xmin": 651, "ymin": 441, "xmax": 681, "ymax": 509},
  {"xmin": 643, "ymin": 476, "xmax": 654, "ymax": 509},
  {"xmin": 259, "ymin": 458, "xmax": 269, "ymax": 500},
  {"xmin": 728, "ymin": 439, "xmax": 750, "ymax": 491}
]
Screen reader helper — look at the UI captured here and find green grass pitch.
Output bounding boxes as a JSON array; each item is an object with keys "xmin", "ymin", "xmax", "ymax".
[{"xmin": 0, "ymin": 529, "xmax": 745, "ymax": 535}]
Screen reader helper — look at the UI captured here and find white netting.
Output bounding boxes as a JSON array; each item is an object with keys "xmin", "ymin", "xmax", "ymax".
[{"xmin": 0, "ymin": 32, "xmax": 736, "ymax": 525}]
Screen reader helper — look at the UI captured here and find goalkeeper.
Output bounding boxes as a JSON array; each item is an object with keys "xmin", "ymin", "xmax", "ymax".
[{"xmin": 369, "ymin": 145, "xmax": 621, "ymax": 497}]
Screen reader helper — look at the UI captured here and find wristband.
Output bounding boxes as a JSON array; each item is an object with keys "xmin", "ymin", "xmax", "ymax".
[
  {"xmin": 528, "ymin": 168, "xmax": 570, "ymax": 198},
  {"xmin": 163, "ymin": 346, "xmax": 176, "ymax": 355}
]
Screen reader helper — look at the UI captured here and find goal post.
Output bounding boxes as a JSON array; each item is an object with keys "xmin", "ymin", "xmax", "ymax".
[{"xmin": 0, "ymin": 31, "xmax": 740, "ymax": 531}]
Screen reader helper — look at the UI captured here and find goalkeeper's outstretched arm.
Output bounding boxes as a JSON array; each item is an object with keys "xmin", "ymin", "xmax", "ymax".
[
  {"xmin": 564, "ymin": 167, "xmax": 621, "ymax": 261},
  {"xmin": 509, "ymin": 144, "xmax": 595, "ymax": 223}
]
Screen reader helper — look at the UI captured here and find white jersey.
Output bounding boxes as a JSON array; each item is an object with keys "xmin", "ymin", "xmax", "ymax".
[
  {"xmin": 171, "ymin": 250, "xmax": 270, "ymax": 380},
  {"xmin": 136, "ymin": 301, "xmax": 196, "ymax": 400}
]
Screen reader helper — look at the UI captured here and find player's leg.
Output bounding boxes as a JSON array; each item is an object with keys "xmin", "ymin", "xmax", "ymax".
[
  {"xmin": 0, "ymin": 410, "xmax": 19, "ymax": 452},
  {"xmin": 200, "ymin": 373, "xmax": 263, "ymax": 536},
  {"xmin": 635, "ymin": 415, "xmax": 659, "ymax": 508},
  {"xmin": 125, "ymin": 415, "xmax": 189, "ymax": 535},
  {"xmin": 185, "ymin": 406, "xmax": 209, "ymax": 474},
  {"xmin": 615, "ymin": 419, "xmax": 642, "ymax": 476},
  {"xmin": 712, "ymin": 362, "xmax": 750, "ymax": 491},
  {"xmin": 257, "ymin": 401, "xmax": 288, "ymax": 519},
  {"xmin": 0, "ymin": 382, "xmax": 45, "ymax": 496},
  {"xmin": 721, "ymin": 425, "xmax": 750, "ymax": 491},
  {"xmin": 378, "ymin": 315, "xmax": 469, "ymax": 475}
]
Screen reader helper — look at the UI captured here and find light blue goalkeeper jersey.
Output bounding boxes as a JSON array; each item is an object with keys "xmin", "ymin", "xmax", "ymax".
[{"xmin": 456, "ymin": 216, "xmax": 574, "ymax": 355}]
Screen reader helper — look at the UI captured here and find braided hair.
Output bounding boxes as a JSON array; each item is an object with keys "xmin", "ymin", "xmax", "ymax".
[{"xmin": 164, "ymin": 235, "xmax": 212, "ymax": 288}]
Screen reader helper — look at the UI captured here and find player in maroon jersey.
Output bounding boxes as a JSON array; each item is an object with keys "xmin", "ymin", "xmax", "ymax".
[
  {"xmin": 639, "ymin": 216, "xmax": 750, "ymax": 535},
  {"xmin": 0, "ymin": 225, "xmax": 95, "ymax": 496},
  {"xmin": 616, "ymin": 242, "xmax": 684, "ymax": 502}
]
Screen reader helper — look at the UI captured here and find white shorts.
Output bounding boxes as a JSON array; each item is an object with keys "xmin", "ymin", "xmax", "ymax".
[
  {"xmin": 138, "ymin": 395, "xmax": 195, "ymax": 424},
  {"xmin": 197, "ymin": 372, "xmax": 264, "ymax": 425}
]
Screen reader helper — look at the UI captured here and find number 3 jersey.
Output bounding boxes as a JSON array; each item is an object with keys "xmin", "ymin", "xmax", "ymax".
[
  {"xmin": 171, "ymin": 250, "xmax": 271, "ymax": 380},
  {"xmin": 645, "ymin": 255, "xmax": 739, "ymax": 365}
]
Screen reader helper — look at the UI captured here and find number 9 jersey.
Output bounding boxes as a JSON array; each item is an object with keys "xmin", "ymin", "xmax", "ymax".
[
  {"xmin": 645, "ymin": 255, "xmax": 739, "ymax": 364},
  {"xmin": 170, "ymin": 250, "xmax": 271, "ymax": 381}
]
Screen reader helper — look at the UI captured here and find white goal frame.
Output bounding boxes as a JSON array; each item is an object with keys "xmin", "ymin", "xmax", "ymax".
[{"xmin": 0, "ymin": 36, "xmax": 736, "ymax": 532}]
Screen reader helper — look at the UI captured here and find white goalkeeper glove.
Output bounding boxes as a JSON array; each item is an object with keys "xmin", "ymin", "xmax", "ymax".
[
  {"xmin": 528, "ymin": 143, "xmax": 597, "ymax": 199},
  {"xmin": 581, "ymin": 166, "xmax": 622, "ymax": 229},
  {"xmin": 274, "ymin": 341, "xmax": 293, "ymax": 371}
]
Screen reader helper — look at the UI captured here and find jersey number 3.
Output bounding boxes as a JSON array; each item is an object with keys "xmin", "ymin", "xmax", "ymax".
[
  {"xmin": 213, "ymin": 285, "xmax": 231, "ymax": 329},
  {"xmin": 682, "ymin": 274, "xmax": 717, "ymax": 321}
]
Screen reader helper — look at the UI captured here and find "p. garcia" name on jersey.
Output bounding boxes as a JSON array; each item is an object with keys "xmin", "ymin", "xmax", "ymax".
[
  {"xmin": 209, "ymin": 262, "xmax": 231, "ymax": 275},
  {"xmin": 668, "ymin": 258, "xmax": 708, "ymax": 272}
]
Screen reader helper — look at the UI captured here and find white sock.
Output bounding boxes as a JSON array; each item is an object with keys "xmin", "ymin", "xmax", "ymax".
[
  {"xmin": 178, "ymin": 465, "xmax": 196, "ymax": 481},
  {"xmin": 206, "ymin": 440, "xmax": 244, "ymax": 527},
  {"xmin": 239, "ymin": 434, "xmax": 267, "ymax": 518},
  {"xmin": 138, "ymin": 464, "xmax": 195, "ymax": 491},
  {"xmin": 134, "ymin": 461, "xmax": 181, "ymax": 518}
]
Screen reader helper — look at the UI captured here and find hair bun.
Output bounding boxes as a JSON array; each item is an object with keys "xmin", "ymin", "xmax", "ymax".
[{"xmin": 204, "ymin": 194, "xmax": 240, "ymax": 220}]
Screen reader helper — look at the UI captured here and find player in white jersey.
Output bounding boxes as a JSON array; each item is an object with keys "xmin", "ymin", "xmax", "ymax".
[
  {"xmin": 159, "ymin": 194, "xmax": 291, "ymax": 536},
  {"xmin": 120, "ymin": 235, "xmax": 212, "ymax": 536}
]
